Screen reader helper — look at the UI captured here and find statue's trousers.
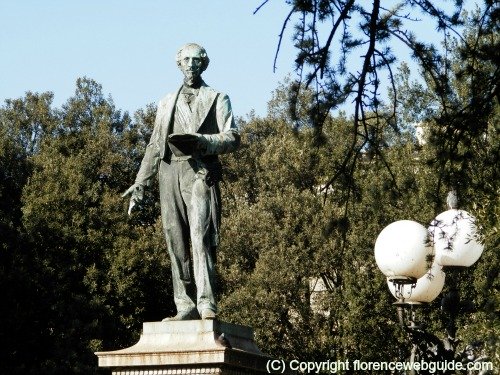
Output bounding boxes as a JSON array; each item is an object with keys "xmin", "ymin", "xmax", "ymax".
[{"xmin": 158, "ymin": 158, "xmax": 217, "ymax": 314}]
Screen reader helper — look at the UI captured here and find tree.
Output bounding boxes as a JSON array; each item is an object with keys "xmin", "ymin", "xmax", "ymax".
[
  {"xmin": 394, "ymin": 13, "xmax": 499, "ymax": 367},
  {"xmin": 1, "ymin": 78, "xmax": 174, "ymax": 373},
  {"xmin": 252, "ymin": 6, "xmax": 498, "ymax": 368},
  {"xmin": 0, "ymin": 91, "xmax": 57, "ymax": 373},
  {"xmin": 218, "ymin": 59, "xmax": 498, "ymax": 369},
  {"xmin": 218, "ymin": 97, "xmax": 408, "ymax": 364},
  {"xmin": 255, "ymin": 0, "xmax": 498, "ymax": 206}
]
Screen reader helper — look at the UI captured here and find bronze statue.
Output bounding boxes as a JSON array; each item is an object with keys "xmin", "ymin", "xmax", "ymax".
[{"xmin": 123, "ymin": 43, "xmax": 240, "ymax": 320}]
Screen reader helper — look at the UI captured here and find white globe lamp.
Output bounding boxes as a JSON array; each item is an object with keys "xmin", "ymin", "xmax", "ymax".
[
  {"xmin": 429, "ymin": 209, "xmax": 484, "ymax": 267},
  {"xmin": 387, "ymin": 262, "xmax": 445, "ymax": 303},
  {"xmin": 375, "ymin": 220, "xmax": 434, "ymax": 283}
]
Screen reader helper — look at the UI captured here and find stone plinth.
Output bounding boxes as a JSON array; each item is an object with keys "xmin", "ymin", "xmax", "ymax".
[{"xmin": 95, "ymin": 320, "xmax": 272, "ymax": 374}]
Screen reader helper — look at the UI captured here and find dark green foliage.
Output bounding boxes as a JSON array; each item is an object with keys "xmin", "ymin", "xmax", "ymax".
[
  {"xmin": 0, "ymin": 92, "xmax": 57, "ymax": 373},
  {"xmin": 218, "ymin": 73, "xmax": 497, "ymax": 370},
  {"xmin": 0, "ymin": 78, "xmax": 171, "ymax": 374},
  {"xmin": 218, "ymin": 2, "xmax": 499, "ymax": 369},
  {"xmin": 218, "ymin": 110, "xmax": 410, "ymax": 364}
]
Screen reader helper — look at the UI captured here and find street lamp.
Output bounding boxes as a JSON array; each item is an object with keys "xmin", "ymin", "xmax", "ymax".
[
  {"xmin": 429, "ymin": 208, "xmax": 483, "ymax": 267},
  {"xmin": 374, "ymin": 193, "xmax": 485, "ymax": 372}
]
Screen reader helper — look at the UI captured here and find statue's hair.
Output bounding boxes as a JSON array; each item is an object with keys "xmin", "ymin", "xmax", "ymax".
[{"xmin": 176, "ymin": 43, "xmax": 210, "ymax": 72}]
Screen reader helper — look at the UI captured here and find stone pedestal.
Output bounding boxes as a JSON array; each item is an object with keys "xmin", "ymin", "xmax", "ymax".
[{"xmin": 95, "ymin": 320, "xmax": 271, "ymax": 374}]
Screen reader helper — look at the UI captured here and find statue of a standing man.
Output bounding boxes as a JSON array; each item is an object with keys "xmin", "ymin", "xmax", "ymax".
[{"xmin": 122, "ymin": 43, "xmax": 240, "ymax": 321}]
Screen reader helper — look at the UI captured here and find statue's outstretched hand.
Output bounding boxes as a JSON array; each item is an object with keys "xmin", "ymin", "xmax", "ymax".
[{"xmin": 121, "ymin": 183, "xmax": 144, "ymax": 215}]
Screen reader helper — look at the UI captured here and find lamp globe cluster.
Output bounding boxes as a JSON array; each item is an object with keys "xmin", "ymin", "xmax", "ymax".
[{"xmin": 374, "ymin": 208, "xmax": 484, "ymax": 304}]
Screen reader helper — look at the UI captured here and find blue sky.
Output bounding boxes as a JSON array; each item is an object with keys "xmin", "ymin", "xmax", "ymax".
[
  {"xmin": 0, "ymin": 1, "xmax": 475, "ymax": 118},
  {"xmin": 0, "ymin": 0, "xmax": 297, "ymax": 117}
]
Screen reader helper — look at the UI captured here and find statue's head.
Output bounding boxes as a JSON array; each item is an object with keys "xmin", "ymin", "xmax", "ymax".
[{"xmin": 176, "ymin": 43, "xmax": 210, "ymax": 85}]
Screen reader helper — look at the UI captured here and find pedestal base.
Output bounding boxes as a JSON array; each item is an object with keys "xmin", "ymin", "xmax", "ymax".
[{"xmin": 95, "ymin": 320, "xmax": 272, "ymax": 374}]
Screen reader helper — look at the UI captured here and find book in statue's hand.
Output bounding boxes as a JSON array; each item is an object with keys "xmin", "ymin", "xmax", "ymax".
[{"xmin": 167, "ymin": 133, "xmax": 201, "ymax": 156}]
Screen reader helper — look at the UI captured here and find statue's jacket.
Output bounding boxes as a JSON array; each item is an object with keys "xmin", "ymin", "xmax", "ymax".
[{"xmin": 134, "ymin": 81, "xmax": 240, "ymax": 245}]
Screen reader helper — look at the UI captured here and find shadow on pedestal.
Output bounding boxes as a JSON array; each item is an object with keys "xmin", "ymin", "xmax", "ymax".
[{"xmin": 95, "ymin": 320, "xmax": 273, "ymax": 374}]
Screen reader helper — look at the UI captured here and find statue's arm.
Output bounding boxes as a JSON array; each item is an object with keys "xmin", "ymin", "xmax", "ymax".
[
  {"xmin": 134, "ymin": 118, "xmax": 162, "ymax": 187},
  {"xmin": 122, "ymin": 102, "xmax": 163, "ymax": 214},
  {"xmin": 198, "ymin": 94, "xmax": 240, "ymax": 155}
]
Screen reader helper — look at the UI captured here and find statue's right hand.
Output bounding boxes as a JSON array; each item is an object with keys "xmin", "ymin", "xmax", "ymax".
[
  {"xmin": 127, "ymin": 199, "xmax": 137, "ymax": 216},
  {"xmin": 121, "ymin": 184, "xmax": 138, "ymax": 198},
  {"xmin": 121, "ymin": 183, "xmax": 144, "ymax": 215}
]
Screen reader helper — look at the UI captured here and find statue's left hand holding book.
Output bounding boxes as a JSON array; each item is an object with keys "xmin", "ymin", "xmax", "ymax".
[{"xmin": 167, "ymin": 133, "xmax": 204, "ymax": 156}]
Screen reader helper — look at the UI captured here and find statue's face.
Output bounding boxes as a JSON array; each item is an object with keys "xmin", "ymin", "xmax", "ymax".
[{"xmin": 178, "ymin": 45, "xmax": 204, "ymax": 84}]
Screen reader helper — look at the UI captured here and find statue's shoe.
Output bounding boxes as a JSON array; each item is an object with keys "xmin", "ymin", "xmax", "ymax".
[
  {"xmin": 162, "ymin": 310, "xmax": 199, "ymax": 321},
  {"xmin": 201, "ymin": 309, "xmax": 216, "ymax": 320}
]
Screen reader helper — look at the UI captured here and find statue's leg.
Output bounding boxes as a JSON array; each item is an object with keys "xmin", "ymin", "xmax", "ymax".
[
  {"xmin": 158, "ymin": 161, "xmax": 197, "ymax": 317},
  {"xmin": 181, "ymin": 161, "xmax": 217, "ymax": 318}
]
